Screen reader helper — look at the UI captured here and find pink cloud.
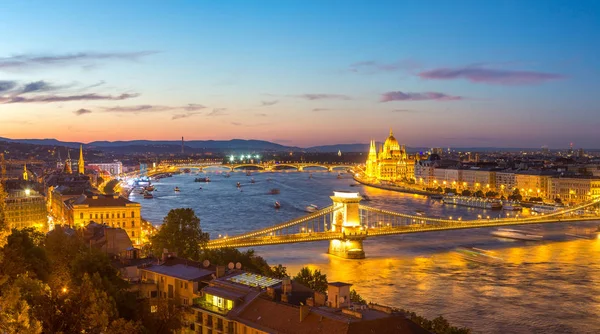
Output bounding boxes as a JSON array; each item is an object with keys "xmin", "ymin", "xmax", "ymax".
[
  {"xmin": 380, "ymin": 91, "xmax": 463, "ymax": 102},
  {"xmin": 418, "ymin": 66, "xmax": 565, "ymax": 85}
]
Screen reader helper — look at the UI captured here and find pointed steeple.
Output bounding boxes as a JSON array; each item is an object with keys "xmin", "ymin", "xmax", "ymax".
[
  {"xmin": 78, "ymin": 145, "xmax": 85, "ymax": 174},
  {"xmin": 389, "ymin": 128, "xmax": 393, "ymax": 136},
  {"xmin": 64, "ymin": 149, "xmax": 72, "ymax": 174},
  {"xmin": 23, "ymin": 163, "xmax": 28, "ymax": 181}
]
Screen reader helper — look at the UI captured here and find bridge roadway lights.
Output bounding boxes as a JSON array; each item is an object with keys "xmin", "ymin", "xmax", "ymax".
[{"xmin": 327, "ymin": 191, "xmax": 366, "ymax": 259}]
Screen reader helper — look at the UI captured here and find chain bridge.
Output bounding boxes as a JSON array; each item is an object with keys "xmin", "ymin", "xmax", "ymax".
[{"xmin": 206, "ymin": 191, "xmax": 600, "ymax": 259}]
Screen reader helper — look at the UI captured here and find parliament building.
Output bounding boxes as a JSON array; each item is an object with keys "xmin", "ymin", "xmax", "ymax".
[{"xmin": 365, "ymin": 129, "xmax": 416, "ymax": 182}]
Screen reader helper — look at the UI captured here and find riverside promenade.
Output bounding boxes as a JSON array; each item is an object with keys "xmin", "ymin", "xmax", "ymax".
[{"xmin": 353, "ymin": 176, "xmax": 436, "ymax": 196}]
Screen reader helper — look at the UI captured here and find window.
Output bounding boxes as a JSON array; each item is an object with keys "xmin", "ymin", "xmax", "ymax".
[
  {"xmin": 131, "ymin": 221, "xmax": 135, "ymax": 228},
  {"xmin": 117, "ymin": 213, "xmax": 120, "ymax": 218},
  {"xmin": 184, "ymin": 282, "xmax": 188, "ymax": 290},
  {"xmin": 150, "ymin": 305, "xmax": 158, "ymax": 313},
  {"xmin": 100, "ymin": 214, "xmax": 103, "ymax": 219},
  {"xmin": 180, "ymin": 281, "xmax": 183, "ymax": 288},
  {"xmin": 183, "ymin": 298, "xmax": 189, "ymax": 305},
  {"xmin": 131, "ymin": 211, "xmax": 135, "ymax": 218},
  {"xmin": 80, "ymin": 213, "xmax": 83, "ymax": 219},
  {"xmin": 89, "ymin": 214, "xmax": 92, "ymax": 219},
  {"xmin": 95, "ymin": 214, "xmax": 98, "ymax": 219},
  {"xmin": 132, "ymin": 231, "xmax": 135, "ymax": 237},
  {"xmin": 112, "ymin": 213, "xmax": 115, "ymax": 218}
]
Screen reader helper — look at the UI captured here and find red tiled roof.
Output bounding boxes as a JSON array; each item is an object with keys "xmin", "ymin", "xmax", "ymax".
[{"xmin": 235, "ymin": 298, "xmax": 429, "ymax": 334}]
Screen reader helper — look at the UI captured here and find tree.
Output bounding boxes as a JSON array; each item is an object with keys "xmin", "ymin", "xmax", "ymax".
[
  {"xmin": 485, "ymin": 191, "xmax": 498, "ymax": 198},
  {"xmin": 294, "ymin": 267, "xmax": 328, "ymax": 294},
  {"xmin": 139, "ymin": 298, "xmax": 183, "ymax": 334},
  {"xmin": 151, "ymin": 208, "xmax": 209, "ymax": 261},
  {"xmin": 0, "ymin": 228, "xmax": 49, "ymax": 282},
  {"xmin": 0, "ymin": 182, "xmax": 9, "ymax": 247},
  {"xmin": 271, "ymin": 264, "xmax": 288, "ymax": 279},
  {"xmin": 45, "ymin": 226, "xmax": 85, "ymax": 291},
  {"xmin": 461, "ymin": 190, "xmax": 472, "ymax": 196},
  {"xmin": 474, "ymin": 190, "xmax": 484, "ymax": 198},
  {"xmin": 106, "ymin": 319, "xmax": 143, "ymax": 334},
  {"xmin": 349, "ymin": 289, "xmax": 366, "ymax": 304},
  {"xmin": 0, "ymin": 284, "xmax": 43, "ymax": 334},
  {"xmin": 202, "ymin": 248, "xmax": 277, "ymax": 277},
  {"xmin": 76, "ymin": 273, "xmax": 117, "ymax": 333}
]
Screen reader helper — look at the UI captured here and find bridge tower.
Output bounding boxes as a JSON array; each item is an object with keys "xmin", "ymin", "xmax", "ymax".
[{"xmin": 328, "ymin": 191, "xmax": 366, "ymax": 259}]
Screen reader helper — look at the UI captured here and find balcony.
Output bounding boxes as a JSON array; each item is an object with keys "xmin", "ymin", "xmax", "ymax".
[{"xmin": 194, "ymin": 300, "xmax": 230, "ymax": 315}]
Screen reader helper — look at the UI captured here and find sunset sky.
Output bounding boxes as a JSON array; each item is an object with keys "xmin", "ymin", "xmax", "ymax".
[{"xmin": 1, "ymin": 1, "xmax": 599, "ymax": 148}]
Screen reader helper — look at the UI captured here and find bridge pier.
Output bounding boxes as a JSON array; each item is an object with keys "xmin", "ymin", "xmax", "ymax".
[{"xmin": 328, "ymin": 191, "xmax": 366, "ymax": 259}]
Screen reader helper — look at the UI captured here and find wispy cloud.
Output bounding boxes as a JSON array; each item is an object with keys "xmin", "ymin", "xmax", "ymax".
[
  {"xmin": 348, "ymin": 59, "xmax": 421, "ymax": 74},
  {"xmin": 207, "ymin": 108, "xmax": 227, "ymax": 116},
  {"xmin": 103, "ymin": 104, "xmax": 205, "ymax": 113},
  {"xmin": 2, "ymin": 93, "xmax": 139, "ymax": 104},
  {"xmin": 21, "ymin": 80, "xmax": 65, "ymax": 94},
  {"xmin": 380, "ymin": 91, "xmax": 463, "ymax": 102},
  {"xmin": 74, "ymin": 108, "xmax": 92, "ymax": 116},
  {"xmin": 418, "ymin": 66, "xmax": 565, "ymax": 85},
  {"xmin": 230, "ymin": 121, "xmax": 270, "ymax": 127},
  {"xmin": 172, "ymin": 112, "xmax": 202, "ymax": 120},
  {"xmin": 0, "ymin": 80, "xmax": 17, "ymax": 93},
  {"xmin": 0, "ymin": 51, "xmax": 157, "ymax": 71},
  {"xmin": 312, "ymin": 108, "xmax": 331, "ymax": 112},
  {"xmin": 260, "ymin": 100, "xmax": 278, "ymax": 106},
  {"xmin": 255, "ymin": 113, "xmax": 268, "ymax": 117},
  {"xmin": 296, "ymin": 94, "xmax": 351, "ymax": 101}
]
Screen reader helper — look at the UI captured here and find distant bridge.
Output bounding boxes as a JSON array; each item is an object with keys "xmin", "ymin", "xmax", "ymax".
[
  {"xmin": 153, "ymin": 162, "xmax": 356, "ymax": 173},
  {"xmin": 206, "ymin": 192, "xmax": 600, "ymax": 259}
]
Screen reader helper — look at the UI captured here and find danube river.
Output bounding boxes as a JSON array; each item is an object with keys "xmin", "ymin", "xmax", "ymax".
[{"xmin": 133, "ymin": 170, "xmax": 600, "ymax": 333}]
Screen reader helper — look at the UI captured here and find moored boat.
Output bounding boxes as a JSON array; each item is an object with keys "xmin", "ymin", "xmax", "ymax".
[
  {"xmin": 194, "ymin": 177, "xmax": 211, "ymax": 182},
  {"xmin": 491, "ymin": 228, "xmax": 543, "ymax": 241},
  {"xmin": 143, "ymin": 191, "xmax": 153, "ymax": 199},
  {"xmin": 305, "ymin": 204, "xmax": 319, "ymax": 213},
  {"xmin": 531, "ymin": 204, "xmax": 563, "ymax": 214},
  {"xmin": 443, "ymin": 196, "xmax": 502, "ymax": 210},
  {"xmin": 145, "ymin": 185, "xmax": 155, "ymax": 191},
  {"xmin": 429, "ymin": 194, "xmax": 444, "ymax": 200},
  {"xmin": 274, "ymin": 201, "xmax": 281, "ymax": 209},
  {"xmin": 415, "ymin": 210, "xmax": 425, "ymax": 216},
  {"xmin": 174, "ymin": 187, "xmax": 180, "ymax": 192},
  {"xmin": 502, "ymin": 201, "xmax": 522, "ymax": 211},
  {"xmin": 269, "ymin": 188, "xmax": 280, "ymax": 195}
]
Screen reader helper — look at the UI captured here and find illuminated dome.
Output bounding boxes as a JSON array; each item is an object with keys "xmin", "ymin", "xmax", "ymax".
[{"xmin": 383, "ymin": 129, "xmax": 401, "ymax": 152}]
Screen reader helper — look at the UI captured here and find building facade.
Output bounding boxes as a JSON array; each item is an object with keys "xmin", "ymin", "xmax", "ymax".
[
  {"xmin": 88, "ymin": 161, "xmax": 123, "ymax": 176},
  {"xmin": 66, "ymin": 194, "xmax": 142, "ymax": 245},
  {"xmin": 4, "ymin": 189, "xmax": 47, "ymax": 231},
  {"xmin": 548, "ymin": 176, "xmax": 600, "ymax": 204},
  {"xmin": 365, "ymin": 129, "xmax": 415, "ymax": 182}
]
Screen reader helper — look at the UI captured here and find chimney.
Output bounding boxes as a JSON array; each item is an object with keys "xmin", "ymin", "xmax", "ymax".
[
  {"xmin": 216, "ymin": 266, "xmax": 226, "ymax": 278},
  {"xmin": 266, "ymin": 287, "xmax": 276, "ymax": 300},
  {"xmin": 299, "ymin": 305, "xmax": 310, "ymax": 322},
  {"xmin": 282, "ymin": 277, "xmax": 292, "ymax": 294}
]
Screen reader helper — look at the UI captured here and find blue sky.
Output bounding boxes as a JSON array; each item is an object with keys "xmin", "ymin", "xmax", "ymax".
[{"xmin": 1, "ymin": 0, "xmax": 599, "ymax": 148}]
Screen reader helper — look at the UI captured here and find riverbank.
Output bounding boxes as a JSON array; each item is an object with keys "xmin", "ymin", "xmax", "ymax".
[{"xmin": 353, "ymin": 176, "xmax": 436, "ymax": 196}]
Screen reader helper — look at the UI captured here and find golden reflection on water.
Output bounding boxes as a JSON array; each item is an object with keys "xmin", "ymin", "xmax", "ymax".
[{"xmin": 285, "ymin": 236, "xmax": 600, "ymax": 333}]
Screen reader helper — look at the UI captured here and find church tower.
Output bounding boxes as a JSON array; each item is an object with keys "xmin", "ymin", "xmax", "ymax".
[
  {"xmin": 22, "ymin": 163, "xmax": 28, "ymax": 181},
  {"xmin": 78, "ymin": 145, "xmax": 85, "ymax": 174},
  {"xmin": 64, "ymin": 150, "xmax": 73, "ymax": 174},
  {"xmin": 365, "ymin": 139, "xmax": 378, "ymax": 178}
]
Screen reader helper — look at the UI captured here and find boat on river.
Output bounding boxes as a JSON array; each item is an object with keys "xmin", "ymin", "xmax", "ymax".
[
  {"xmin": 251, "ymin": 178, "xmax": 255, "ymax": 184},
  {"xmin": 531, "ymin": 204, "xmax": 563, "ymax": 214},
  {"xmin": 236, "ymin": 182, "xmax": 241, "ymax": 188},
  {"xmin": 194, "ymin": 177, "xmax": 210, "ymax": 182},
  {"xmin": 145, "ymin": 185, "xmax": 155, "ymax": 191},
  {"xmin": 502, "ymin": 201, "xmax": 522, "ymax": 211},
  {"xmin": 415, "ymin": 210, "xmax": 426, "ymax": 216},
  {"xmin": 274, "ymin": 201, "xmax": 281, "ymax": 209},
  {"xmin": 305, "ymin": 204, "xmax": 319, "ymax": 213},
  {"xmin": 269, "ymin": 188, "xmax": 280, "ymax": 195},
  {"xmin": 491, "ymin": 228, "xmax": 543, "ymax": 241},
  {"xmin": 174, "ymin": 187, "xmax": 180, "ymax": 192},
  {"xmin": 454, "ymin": 247, "xmax": 503, "ymax": 264},
  {"xmin": 143, "ymin": 191, "xmax": 153, "ymax": 199},
  {"xmin": 443, "ymin": 196, "xmax": 502, "ymax": 210}
]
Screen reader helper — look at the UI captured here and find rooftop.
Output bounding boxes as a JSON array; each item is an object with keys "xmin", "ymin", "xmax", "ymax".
[
  {"xmin": 227, "ymin": 272, "xmax": 282, "ymax": 288},
  {"xmin": 142, "ymin": 263, "xmax": 214, "ymax": 281},
  {"xmin": 72, "ymin": 194, "xmax": 139, "ymax": 207},
  {"xmin": 328, "ymin": 282, "xmax": 352, "ymax": 288},
  {"xmin": 236, "ymin": 297, "xmax": 428, "ymax": 334}
]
